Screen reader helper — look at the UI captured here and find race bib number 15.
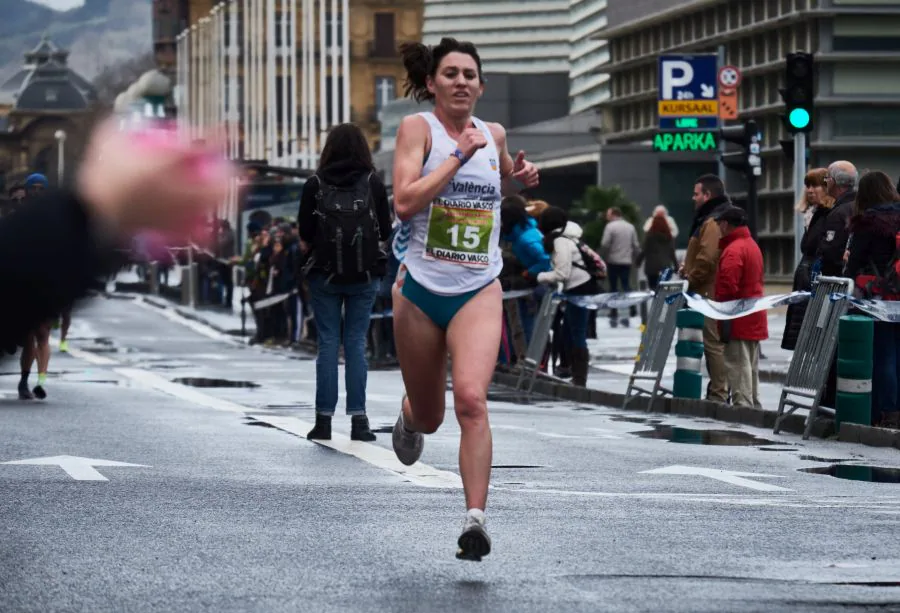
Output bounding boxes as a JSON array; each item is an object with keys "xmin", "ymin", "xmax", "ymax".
[{"xmin": 424, "ymin": 199, "xmax": 493, "ymax": 267}]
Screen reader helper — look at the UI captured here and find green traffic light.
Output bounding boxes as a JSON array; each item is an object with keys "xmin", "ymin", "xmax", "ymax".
[{"xmin": 789, "ymin": 108, "xmax": 810, "ymax": 129}]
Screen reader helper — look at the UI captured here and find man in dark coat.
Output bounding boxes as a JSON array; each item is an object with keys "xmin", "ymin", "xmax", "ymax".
[{"xmin": 817, "ymin": 160, "xmax": 858, "ymax": 276}]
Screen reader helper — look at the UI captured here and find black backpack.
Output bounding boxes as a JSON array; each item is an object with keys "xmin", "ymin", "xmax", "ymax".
[
  {"xmin": 312, "ymin": 172, "xmax": 382, "ymax": 284},
  {"xmin": 568, "ymin": 237, "xmax": 608, "ymax": 280}
]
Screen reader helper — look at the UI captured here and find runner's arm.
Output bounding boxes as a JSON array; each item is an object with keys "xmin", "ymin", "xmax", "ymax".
[{"xmin": 392, "ymin": 115, "xmax": 462, "ymax": 222}]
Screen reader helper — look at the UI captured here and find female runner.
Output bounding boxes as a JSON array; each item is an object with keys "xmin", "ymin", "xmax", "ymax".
[{"xmin": 390, "ymin": 37, "xmax": 539, "ymax": 561}]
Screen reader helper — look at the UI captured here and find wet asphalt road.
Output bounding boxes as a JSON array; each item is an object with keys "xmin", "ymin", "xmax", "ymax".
[{"xmin": 1, "ymin": 295, "xmax": 900, "ymax": 612}]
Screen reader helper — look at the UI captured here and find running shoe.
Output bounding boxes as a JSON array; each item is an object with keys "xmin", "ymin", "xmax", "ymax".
[
  {"xmin": 392, "ymin": 395, "xmax": 423, "ymax": 466},
  {"xmin": 59, "ymin": 341, "xmax": 69, "ymax": 353},
  {"xmin": 456, "ymin": 511, "xmax": 491, "ymax": 562},
  {"xmin": 33, "ymin": 385, "xmax": 46, "ymax": 400},
  {"xmin": 18, "ymin": 381, "xmax": 33, "ymax": 400}
]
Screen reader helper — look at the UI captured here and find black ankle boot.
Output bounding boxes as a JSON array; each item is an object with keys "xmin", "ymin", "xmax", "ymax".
[
  {"xmin": 306, "ymin": 414, "xmax": 332, "ymax": 440},
  {"xmin": 351, "ymin": 415, "xmax": 376, "ymax": 442}
]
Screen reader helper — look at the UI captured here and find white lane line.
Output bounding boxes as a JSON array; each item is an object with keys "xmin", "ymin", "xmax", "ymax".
[
  {"xmin": 131, "ymin": 297, "xmax": 241, "ymax": 344},
  {"xmin": 113, "ymin": 367, "xmax": 463, "ymax": 489},
  {"xmin": 51, "ymin": 340, "xmax": 120, "ymax": 366},
  {"xmin": 247, "ymin": 414, "xmax": 463, "ymax": 489},
  {"xmin": 114, "ymin": 367, "xmax": 248, "ymax": 414}
]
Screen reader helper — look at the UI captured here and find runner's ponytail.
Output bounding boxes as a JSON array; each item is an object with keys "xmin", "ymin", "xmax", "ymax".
[{"xmin": 400, "ymin": 42, "xmax": 434, "ymax": 102}]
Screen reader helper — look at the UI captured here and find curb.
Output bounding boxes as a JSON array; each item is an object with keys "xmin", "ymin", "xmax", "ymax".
[
  {"xmin": 491, "ymin": 370, "xmax": 900, "ymax": 450},
  {"xmin": 490, "ymin": 369, "xmax": 834, "ymax": 439}
]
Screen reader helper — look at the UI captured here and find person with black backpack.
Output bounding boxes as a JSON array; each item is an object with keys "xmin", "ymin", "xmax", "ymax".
[
  {"xmin": 296, "ymin": 123, "xmax": 393, "ymax": 442},
  {"xmin": 536, "ymin": 206, "xmax": 603, "ymax": 387}
]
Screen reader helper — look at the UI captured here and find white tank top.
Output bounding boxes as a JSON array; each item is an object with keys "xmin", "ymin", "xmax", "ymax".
[{"xmin": 402, "ymin": 111, "xmax": 503, "ymax": 295}]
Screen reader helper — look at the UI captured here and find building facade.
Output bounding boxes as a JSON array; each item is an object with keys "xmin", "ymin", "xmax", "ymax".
[
  {"xmin": 423, "ymin": 0, "xmax": 571, "ymax": 74},
  {"xmin": 569, "ymin": 0, "xmax": 610, "ymax": 113},
  {"xmin": 0, "ymin": 36, "xmax": 97, "ymax": 191},
  {"xmin": 174, "ymin": 0, "xmax": 423, "ymax": 160},
  {"xmin": 597, "ymin": 0, "xmax": 900, "ymax": 279}
]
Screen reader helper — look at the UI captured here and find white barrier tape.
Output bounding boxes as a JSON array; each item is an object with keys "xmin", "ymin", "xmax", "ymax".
[
  {"xmin": 251, "ymin": 290, "xmax": 297, "ymax": 311},
  {"xmin": 501, "ymin": 289, "xmax": 536, "ymax": 300},
  {"xmin": 565, "ymin": 291, "xmax": 655, "ymax": 310},
  {"xmin": 676, "ymin": 357, "xmax": 702, "ymax": 372},
  {"xmin": 681, "ymin": 291, "xmax": 810, "ymax": 321},
  {"xmin": 832, "ymin": 294, "xmax": 900, "ymax": 323},
  {"xmin": 837, "ymin": 377, "xmax": 872, "ymax": 394},
  {"xmin": 677, "ymin": 328, "xmax": 704, "ymax": 343}
]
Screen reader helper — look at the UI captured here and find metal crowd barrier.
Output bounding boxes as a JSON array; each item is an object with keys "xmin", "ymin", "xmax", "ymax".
[
  {"xmin": 774, "ymin": 275, "xmax": 854, "ymax": 440},
  {"xmin": 514, "ymin": 285, "xmax": 564, "ymax": 395},
  {"xmin": 623, "ymin": 280, "xmax": 688, "ymax": 412}
]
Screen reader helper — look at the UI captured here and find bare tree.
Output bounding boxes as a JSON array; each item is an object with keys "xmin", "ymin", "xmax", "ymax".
[{"xmin": 91, "ymin": 51, "xmax": 157, "ymax": 106}]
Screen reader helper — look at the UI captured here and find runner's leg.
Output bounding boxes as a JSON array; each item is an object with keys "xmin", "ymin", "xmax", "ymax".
[
  {"xmin": 18, "ymin": 332, "xmax": 35, "ymax": 400},
  {"xmin": 60, "ymin": 309, "xmax": 72, "ymax": 351},
  {"xmin": 392, "ymin": 282, "xmax": 447, "ymax": 447},
  {"xmin": 33, "ymin": 322, "xmax": 52, "ymax": 399},
  {"xmin": 445, "ymin": 280, "xmax": 501, "ymax": 511},
  {"xmin": 445, "ymin": 280, "xmax": 502, "ymax": 561}
]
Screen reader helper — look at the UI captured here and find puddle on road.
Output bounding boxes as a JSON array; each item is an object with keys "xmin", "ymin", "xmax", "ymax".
[
  {"xmin": 800, "ymin": 464, "xmax": 900, "ymax": 483},
  {"xmin": 492, "ymin": 464, "xmax": 545, "ymax": 469},
  {"xmin": 633, "ymin": 425, "xmax": 781, "ymax": 446},
  {"xmin": 486, "ymin": 390, "xmax": 537, "ymax": 404},
  {"xmin": 609, "ymin": 415, "xmax": 664, "ymax": 424},
  {"xmin": 262, "ymin": 403, "xmax": 313, "ymax": 410},
  {"xmin": 799, "ymin": 455, "xmax": 854, "ymax": 463},
  {"xmin": 173, "ymin": 377, "xmax": 260, "ymax": 389}
]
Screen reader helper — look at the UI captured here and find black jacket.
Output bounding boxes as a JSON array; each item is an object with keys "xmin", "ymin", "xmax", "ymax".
[
  {"xmin": 636, "ymin": 231, "xmax": 678, "ymax": 280},
  {"xmin": 0, "ymin": 188, "xmax": 117, "ymax": 353},
  {"xmin": 782, "ymin": 205, "xmax": 831, "ymax": 350},
  {"xmin": 296, "ymin": 160, "xmax": 393, "ymax": 278},
  {"xmin": 816, "ymin": 190, "xmax": 856, "ymax": 277},
  {"xmin": 845, "ymin": 202, "xmax": 900, "ymax": 280}
]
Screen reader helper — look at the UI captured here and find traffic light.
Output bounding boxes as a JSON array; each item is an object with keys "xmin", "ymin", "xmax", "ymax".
[
  {"xmin": 719, "ymin": 120, "xmax": 762, "ymax": 177},
  {"xmin": 781, "ymin": 52, "xmax": 814, "ymax": 134}
]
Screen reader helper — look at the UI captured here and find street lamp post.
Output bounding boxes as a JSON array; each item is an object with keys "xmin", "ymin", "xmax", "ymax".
[
  {"xmin": 589, "ymin": 110, "xmax": 605, "ymax": 187},
  {"xmin": 54, "ymin": 130, "xmax": 66, "ymax": 185}
]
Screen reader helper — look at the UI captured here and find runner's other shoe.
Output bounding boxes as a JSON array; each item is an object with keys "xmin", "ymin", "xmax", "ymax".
[
  {"xmin": 33, "ymin": 385, "xmax": 46, "ymax": 400},
  {"xmin": 18, "ymin": 381, "xmax": 33, "ymax": 400},
  {"xmin": 392, "ymin": 395, "xmax": 423, "ymax": 466},
  {"xmin": 456, "ymin": 510, "xmax": 491, "ymax": 562},
  {"xmin": 59, "ymin": 341, "xmax": 69, "ymax": 352}
]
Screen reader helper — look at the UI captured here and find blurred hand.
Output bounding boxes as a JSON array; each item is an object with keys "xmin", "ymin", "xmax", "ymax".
[
  {"xmin": 77, "ymin": 120, "xmax": 233, "ymax": 238},
  {"xmin": 511, "ymin": 150, "xmax": 539, "ymax": 189}
]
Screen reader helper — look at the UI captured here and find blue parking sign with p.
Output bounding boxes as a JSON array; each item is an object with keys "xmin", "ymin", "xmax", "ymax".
[{"xmin": 658, "ymin": 55, "xmax": 719, "ymax": 130}]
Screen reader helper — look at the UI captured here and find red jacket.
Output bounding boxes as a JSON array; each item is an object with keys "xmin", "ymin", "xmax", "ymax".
[{"xmin": 715, "ymin": 226, "xmax": 768, "ymax": 341}]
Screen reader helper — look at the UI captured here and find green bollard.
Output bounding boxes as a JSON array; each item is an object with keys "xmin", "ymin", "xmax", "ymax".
[
  {"xmin": 673, "ymin": 308, "xmax": 704, "ymax": 399},
  {"xmin": 836, "ymin": 314, "xmax": 873, "ymax": 428}
]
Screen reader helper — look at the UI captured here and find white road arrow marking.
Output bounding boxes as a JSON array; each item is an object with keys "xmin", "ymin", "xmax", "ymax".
[
  {"xmin": 640, "ymin": 465, "xmax": 791, "ymax": 492},
  {"xmin": 2, "ymin": 455, "xmax": 148, "ymax": 481}
]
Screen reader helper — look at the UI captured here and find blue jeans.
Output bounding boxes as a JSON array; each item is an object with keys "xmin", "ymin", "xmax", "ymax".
[
  {"xmin": 872, "ymin": 321, "xmax": 900, "ymax": 422},
  {"xmin": 308, "ymin": 274, "xmax": 379, "ymax": 416},
  {"xmin": 563, "ymin": 302, "xmax": 590, "ymax": 350},
  {"xmin": 607, "ymin": 263, "xmax": 632, "ymax": 318}
]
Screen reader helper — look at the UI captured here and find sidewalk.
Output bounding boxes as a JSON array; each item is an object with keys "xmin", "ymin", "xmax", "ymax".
[
  {"xmin": 587, "ymin": 312, "xmax": 794, "ymax": 383},
  {"xmin": 114, "ymin": 266, "xmax": 256, "ymax": 337}
]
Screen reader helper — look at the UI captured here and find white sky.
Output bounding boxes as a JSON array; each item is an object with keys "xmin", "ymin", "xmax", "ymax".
[{"xmin": 27, "ymin": 0, "xmax": 85, "ymax": 11}]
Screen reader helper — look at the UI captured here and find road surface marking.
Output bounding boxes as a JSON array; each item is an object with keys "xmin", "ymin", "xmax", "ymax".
[
  {"xmin": 131, "ymin": 297, "xmax": 241, "ymax": 344},
  {"xmin": 113, "ymin": 367, "xmax": 462, "ymax": 489},
  {"xmin": 64, "ymin": 346, "xmax": 119, "ymax": 366},
  {"xmin": 641, "ymin": 465, "xmax": 792, "ymax": 492},
  {"xmin": 247, "ymin": 414, "xmax": 463, "ymax": 489},
  {"xmin": 2, "ymin": 455, "xmax": 148, "ymax": 481}
]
